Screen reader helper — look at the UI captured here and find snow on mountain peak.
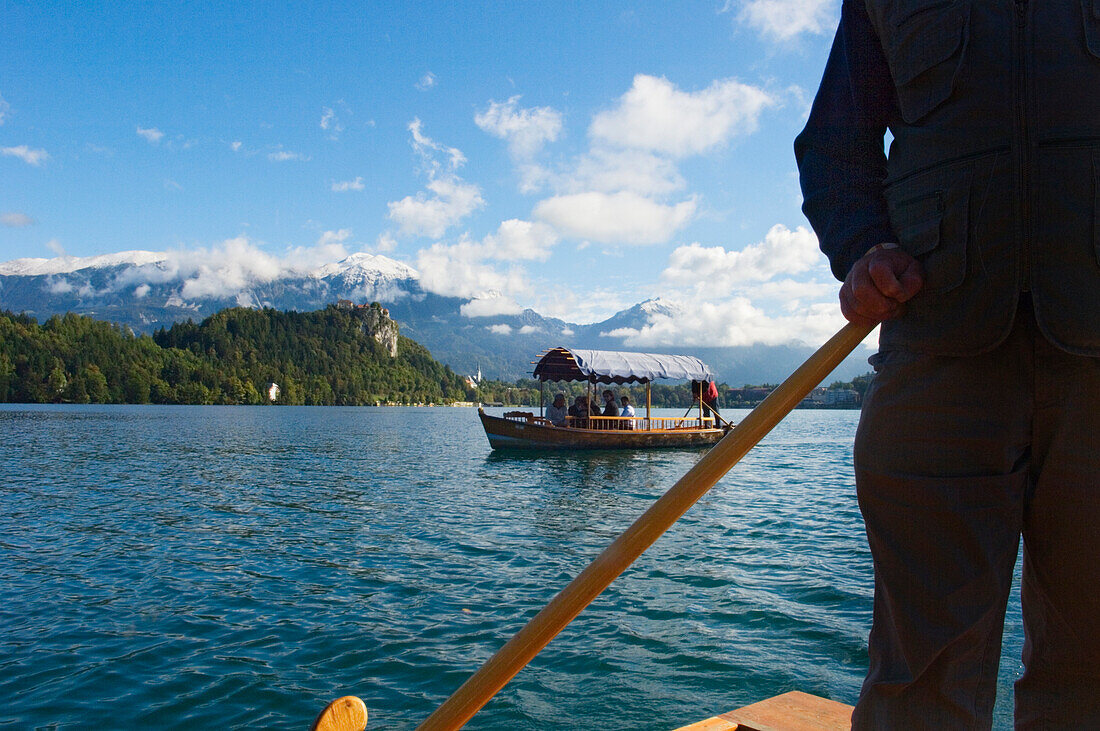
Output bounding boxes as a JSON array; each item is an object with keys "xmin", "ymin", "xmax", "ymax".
[
  {"xmin": 311, "ymin": 252, "xmax": 419, "ymax": 282},
  {"xmin": 0, "ymin": 250, "xmax": 167, "ymax": 276},
  {"xmin": 639, "ymin": 297, "xmax": 678, "ymax": 317}
]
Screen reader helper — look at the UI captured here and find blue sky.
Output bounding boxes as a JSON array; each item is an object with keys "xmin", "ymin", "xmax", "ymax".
[{"xmin": 1, "ymin": 1, "xmax": 860, "ymax": 347}]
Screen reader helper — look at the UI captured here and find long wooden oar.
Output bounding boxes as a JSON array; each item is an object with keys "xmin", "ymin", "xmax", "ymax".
[{"xmin": 412, "ymin": 321, "xmax": 873, "ymax": 730}]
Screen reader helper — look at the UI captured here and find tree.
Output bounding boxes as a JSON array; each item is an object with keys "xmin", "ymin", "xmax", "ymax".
[{"xmin": 84, "ymin": 365, "xmax": 110, "ymax": 403}]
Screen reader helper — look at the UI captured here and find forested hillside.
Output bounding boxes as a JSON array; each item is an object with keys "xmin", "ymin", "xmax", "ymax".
[{"xmin": 0, "ymin": 305, "xmax": 474, "ymax": 405}]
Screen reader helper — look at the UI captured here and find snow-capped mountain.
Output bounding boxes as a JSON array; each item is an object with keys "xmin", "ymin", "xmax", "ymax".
[
  {"xmin": 0, "ymin": 251, "xmax": 870, "ymax": 384},
  {"xmin": 309, "ymin": 252, "xmax": 419, "ymax": 287}
]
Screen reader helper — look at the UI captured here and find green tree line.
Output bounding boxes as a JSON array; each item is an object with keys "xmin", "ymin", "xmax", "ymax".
[{"xmin": 0, "ymin": 305, "xmax": 474, "ymax": 405}]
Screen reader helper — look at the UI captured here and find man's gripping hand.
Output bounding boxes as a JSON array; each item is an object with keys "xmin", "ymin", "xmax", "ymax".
[{"xmin": 840, "ymin": 243, "xmax": 924, "ymax": 327}]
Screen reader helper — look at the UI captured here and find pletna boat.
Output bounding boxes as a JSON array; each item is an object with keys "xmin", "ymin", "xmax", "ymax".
[{"xmin": 478, "ymin": 346, "xmax": 728, "ymax": 450}]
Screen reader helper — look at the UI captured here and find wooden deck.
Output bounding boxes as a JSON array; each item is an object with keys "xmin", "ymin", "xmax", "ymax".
[{"xmin": 672, "ymin": 691, "xmax": 853, "ymax": 731}]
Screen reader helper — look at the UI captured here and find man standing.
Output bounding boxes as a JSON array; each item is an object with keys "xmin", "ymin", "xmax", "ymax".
[{"xmin": 796, "ymin": 0, "xmax": 1100, "ymax": 726}]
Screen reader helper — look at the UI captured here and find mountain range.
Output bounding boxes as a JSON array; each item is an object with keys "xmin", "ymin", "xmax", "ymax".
[{"xmin": 0, "ymin": 251, "xmax": 872, "ymax": 385}]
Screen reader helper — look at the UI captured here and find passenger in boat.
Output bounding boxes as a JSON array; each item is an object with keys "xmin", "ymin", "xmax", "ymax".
[
  {"xmin": 796, "ymin": 2, "xmax": 1100, "ymax": 725},
  {"xmin": 619, "ymin": 395, "xmax": 635, "ymax": 430},
  {"xmin": 600, "ymin": 389, "xmax": 619, "ymax": 430},
  {"xmin": 692, "ymin": 380, "xmax": 720, "ymax": 426},
  {"xmin": 567, "ymin": 396, "xmax": 589, "ymax": 429},
  {"xmin": 546, "ymin": 393, "xmax": 568, "ymax": 427}
]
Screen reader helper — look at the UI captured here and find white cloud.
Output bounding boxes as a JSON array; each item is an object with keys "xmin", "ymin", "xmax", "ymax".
[
  {"xmin": 387, "ymin": 120, "xmax": 483, "ymax": 238},
  {"xmin": 518, "ymin": 325, "xmax": 539, "ymax": 334},
  {"xmin": 230, "ymin": 141, "xmax": 243, "ymax": 152},
  {"xmin": 534, "ymin": 191, "xmax": 696, "ymax": 245},
  {"xmin": 0, "ymin": 94, "xmax": 9, "ymax": 125},
  {"xmin": 136, "ymin": 126, "xmax": 165, "ymax": 144},
  {"xmin": 176, "ymin": 237, "xmax": 284, "ymax": 299},
  {"xmin": 480, "ymin": 219, "xmax": 558, "ymax": 261},
  {"xmin": 409, "ymin": 117, "xmax": 465, "ymax": 173},
  {"xmin": 475, "ymin": 96, "xmax": 563, "ymax": 158},
  {"xmin": 416, "ymin": 72, "xmax": 437, "ymax": 91},
  {"xmin": 488, "ymin": 324, "xmax": 513, "ymax": 335},
  {"xmin": 47, "ymin": 276, "xmax": 74, "ymax": 294},
  {"xmin": 461, "ymin": 296, "xmax": 524, "ymax": 318},
  {"xmin": 415, "ymin": 241, "xmax": 526, "ymax": 301},
  {"xmin": 729, "ymin": 0, "xmax": 836, "ymax": 40},
  {"xmin": 487, "ymin": 76, "xmax": 772, "ymax": 255},
  {"xmin": 316, "ymin": 229, "xmax": 352, "ymax": 248},
  {"xmin": 606, "ymin": 296, "xmax": 846, "ymax": 348},
  {"xmin": 320, "ymin": 102, "xmax": 352, "ymax": 139},
  {"xmin": 375, "ymin": 232, "xmax": 398, "ymax": 252},
  {"xmin": 2, "ymin": 145, "xmax": 49, "ymax": 166},
  {"xmin": 133, "ymin": 284, "xmax": 150, "ymax": 298},
  {"xmin": 566, "ymin": 148, "xmax": 685, "ymax": 196},
  {"xmin": 662, "ymin": 224, "xmax": 823, "ymax": 288},
  {"xmin": 46, "ymin": 238, "xmax": 65, "ymax": 256},
  {"xmin": 1, "ymin": 212, "xmax": 34, "ymax": 227},
  {"xmin": 268, "ymin": 149, "xmax": 309, "ymax": 162},
  {"xmin": 388, "ymin": 177, "xmax": 484, "ymax": 238},
  {"xmin": 533, "ymin": 286, "xmax": 636, "ymax": 325},
  {"xmin": 742, "ymin": 277, "xmax": 838, "ymax": 304},
  {"xmin": 104, "ymin": 235, "xmax": 353, "ymax": 301},
  {"xmin": 332, "ymin": 176, "xmax": 365, "ymax": 192},
  {"xmin": 402, "ymin": 218, "xmax": 558, "ymax": 311},
  {"xmin": 589, "ymin": 74, "xmax": 774, "ymax": 157}
]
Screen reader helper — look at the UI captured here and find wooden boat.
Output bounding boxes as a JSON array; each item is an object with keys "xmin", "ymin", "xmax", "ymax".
[{"xmin": 478, "ymin": 346, "xmax": 728, "ymax": 450}]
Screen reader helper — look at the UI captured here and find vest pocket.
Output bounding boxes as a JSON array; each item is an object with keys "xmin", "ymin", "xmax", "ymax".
[
  {"xmin": 887, "ymin": 182, "xmax": 967, "ymax": 294},
  {"xmin": 887, "ymin": 2, "xmax": 970, "ymax": 123},
  {"xmin": 1094, "ymin": 150, "xmax": 1100, "ymax": 265},
  {"xmin": 1084, "ymin": 0, "xmax": 1100, "ymax": 57}
]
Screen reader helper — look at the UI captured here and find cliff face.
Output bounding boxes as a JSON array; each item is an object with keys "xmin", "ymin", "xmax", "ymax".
[{"xmin": 354, "ymin": 302, "xmax": 399, "ymax": 357}]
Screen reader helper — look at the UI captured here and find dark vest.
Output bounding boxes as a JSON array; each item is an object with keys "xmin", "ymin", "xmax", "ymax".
[{"xmin": 865, "ymin": 0, "xmax": 1100, "ymax": 355}]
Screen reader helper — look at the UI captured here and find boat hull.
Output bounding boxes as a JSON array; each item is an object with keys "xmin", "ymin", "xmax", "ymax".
[{"xmin": 478, "ymin": 409, "xmax": 725, "ymax": 450}]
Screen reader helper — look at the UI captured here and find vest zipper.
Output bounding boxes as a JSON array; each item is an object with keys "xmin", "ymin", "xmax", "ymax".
[{"xmin": 1015, "ymin": 0, "xmax": 1032, "ymax": 292}]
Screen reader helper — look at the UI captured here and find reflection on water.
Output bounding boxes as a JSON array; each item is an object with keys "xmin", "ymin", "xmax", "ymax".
[{"xmin": 0, "ymin": 405, "xmax": 1022, "ymax": 729}]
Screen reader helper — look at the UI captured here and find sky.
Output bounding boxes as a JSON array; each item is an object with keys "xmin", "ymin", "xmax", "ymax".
[{"xmin": 0, "ymin": 0, "xmax": 867, "ymax": 349}]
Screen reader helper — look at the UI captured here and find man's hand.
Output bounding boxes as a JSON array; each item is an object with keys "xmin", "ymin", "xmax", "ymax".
[{"xmin": 840, "ymin": 243, "xmax": 924, "ymax": 327}]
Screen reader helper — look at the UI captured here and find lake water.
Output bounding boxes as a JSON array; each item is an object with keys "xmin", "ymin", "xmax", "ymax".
[{"xmin": 0, "ymin": 405, "xmax": 1024, "ymax": 729}]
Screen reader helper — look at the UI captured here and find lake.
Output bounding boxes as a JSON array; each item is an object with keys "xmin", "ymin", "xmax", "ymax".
[{"xmin": 0, "ymin": 405, "xmax": 1024, "ymax": 729}]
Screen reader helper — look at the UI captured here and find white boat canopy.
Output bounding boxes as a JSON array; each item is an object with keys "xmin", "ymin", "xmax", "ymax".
[{"xmin": 532, "ymin": 346, "xmax": 712, "ymax": 385}]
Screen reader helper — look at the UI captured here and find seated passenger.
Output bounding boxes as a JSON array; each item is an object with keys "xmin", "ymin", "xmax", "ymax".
[
  {"xmin": 568, "ymin": 396, "xmax": 589, "ymax": 428},
  {"xmin": 601, "ymin": 389, "xmax": 619, "ymax": 429},
  {"xmin": 546, "ymin": 393, "xmax": 568, "ymax": 426},
  {"xmin": 619, "ymin": 395, "xmax": 636, "ymax": 429}
]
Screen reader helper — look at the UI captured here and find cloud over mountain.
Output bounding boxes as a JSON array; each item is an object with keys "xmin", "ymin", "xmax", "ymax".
[{"xmin": 387, "ymin": 119, "xmax": 484, "ymax": 238}]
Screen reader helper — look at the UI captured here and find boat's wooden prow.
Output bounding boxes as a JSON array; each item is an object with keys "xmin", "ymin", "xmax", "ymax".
[
  {"xmin": 673, "ymin": 691, "xmax": 853, "ymax": 731},
  {"xmin": 311, "ymin": 695, "xmax": 367, "ymax": 731}
]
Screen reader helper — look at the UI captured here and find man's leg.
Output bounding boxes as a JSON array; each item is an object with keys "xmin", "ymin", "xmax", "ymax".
[
  {"xmin": 1015, "ymin": 332, "xmax": 1100, "ymax": 728},
  {"xmin": 851, "ymin": 321, "xmax": 1033, "ymax": 728}
]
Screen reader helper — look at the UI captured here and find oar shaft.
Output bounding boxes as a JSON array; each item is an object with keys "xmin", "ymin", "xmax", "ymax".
[{"xmin": 417, "ymin": 321, "xmax": 873, "ymax": 731}]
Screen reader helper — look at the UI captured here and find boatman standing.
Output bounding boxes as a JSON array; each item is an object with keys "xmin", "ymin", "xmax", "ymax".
[{"xmin": 796, "ymin": 0, "xmax": 1100, "ymax": 726}]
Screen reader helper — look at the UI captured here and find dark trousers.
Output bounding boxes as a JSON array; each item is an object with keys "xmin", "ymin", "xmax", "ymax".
[{"xmin": 852, "ymin": 304, "xmax": 1100, "ymax": 729}]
